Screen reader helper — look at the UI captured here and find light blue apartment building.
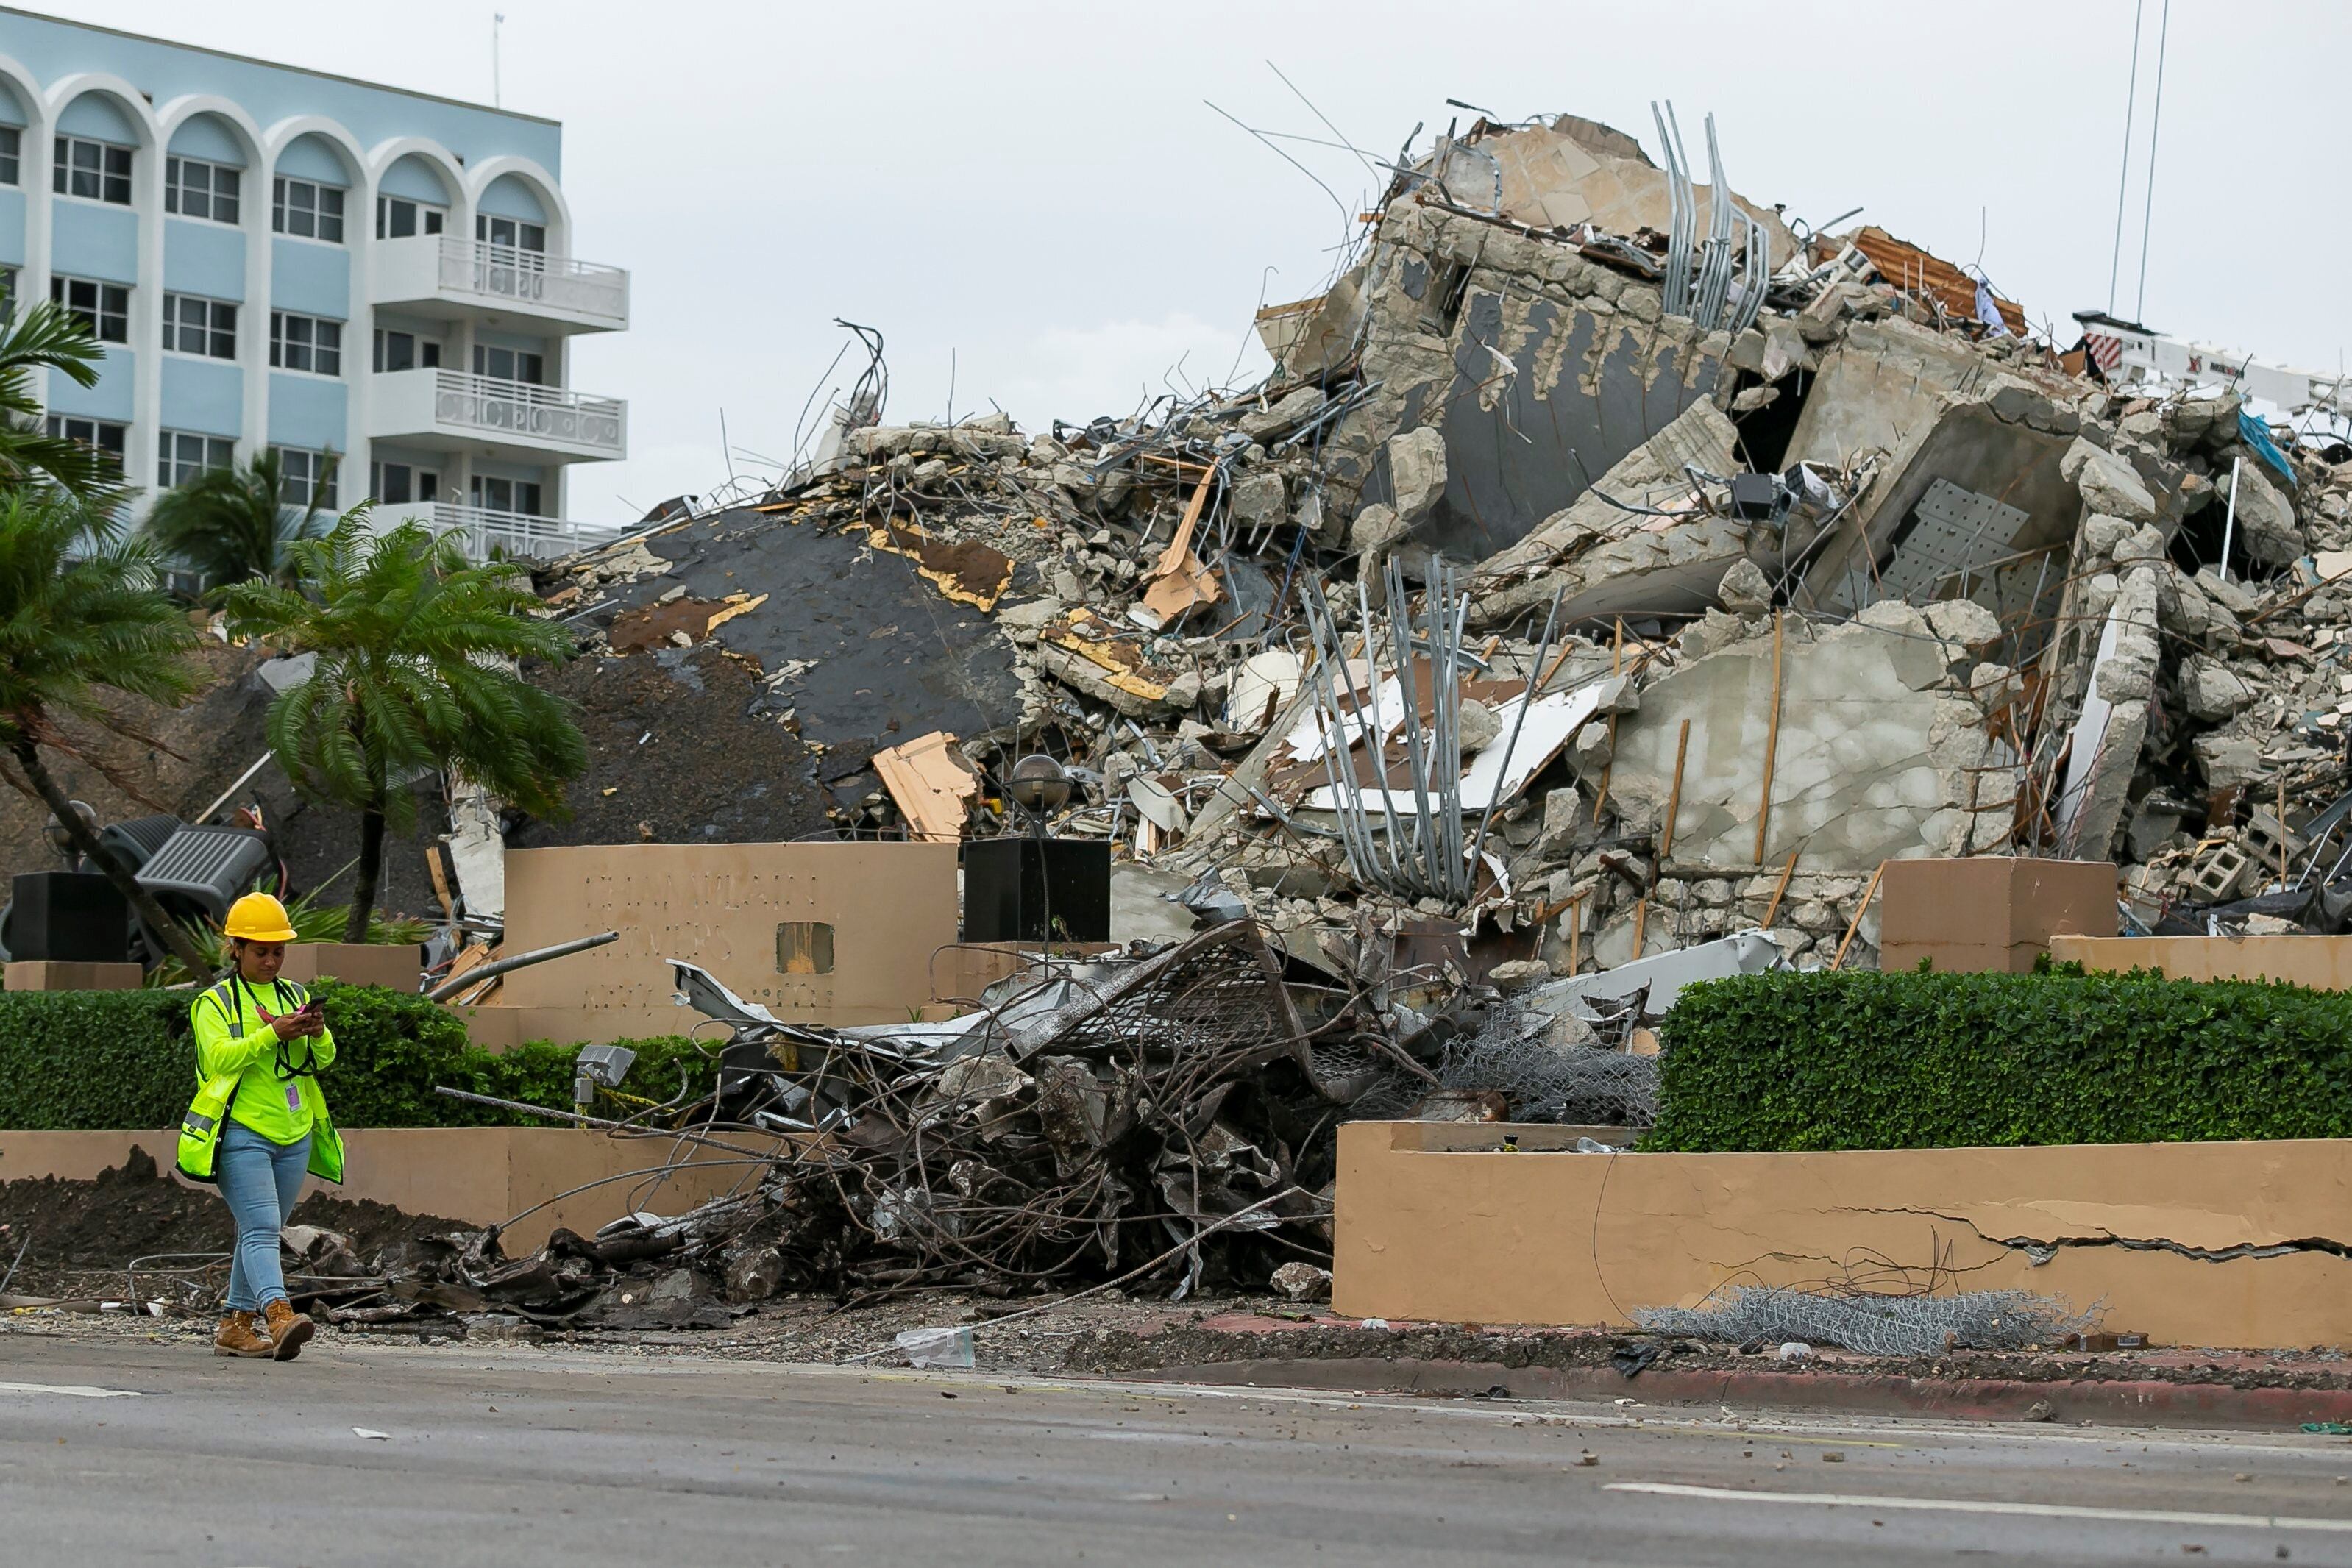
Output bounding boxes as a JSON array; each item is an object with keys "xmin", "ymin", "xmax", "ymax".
[{"xmin": 0, "ymin": 7, "xmax": 628, "ymax": 558}]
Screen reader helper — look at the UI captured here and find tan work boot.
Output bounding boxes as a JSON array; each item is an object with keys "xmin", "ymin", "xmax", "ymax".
[
  {"xmin": 213, "ymin": 1310, "xmax": 273, "ymax": 1358},
  {"xmin": 261, "ymin": 1299, "xmax": 315, "ymax": 1361}
]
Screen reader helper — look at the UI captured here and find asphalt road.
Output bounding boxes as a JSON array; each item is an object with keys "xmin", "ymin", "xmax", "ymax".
[{"xmin": 7, "ymin": 1333, "xmax": 2352, "ymax": 1566}]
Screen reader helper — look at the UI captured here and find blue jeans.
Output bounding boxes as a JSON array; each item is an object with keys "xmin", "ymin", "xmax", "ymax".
[{"xmin": 217, "ymin": 1120, "xmax": 311, "ymax": 1311}]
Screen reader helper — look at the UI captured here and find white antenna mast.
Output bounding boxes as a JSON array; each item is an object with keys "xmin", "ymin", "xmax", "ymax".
[{"xmin": 492, "ymin": 13, "xmax": 505, "ymax": 108}]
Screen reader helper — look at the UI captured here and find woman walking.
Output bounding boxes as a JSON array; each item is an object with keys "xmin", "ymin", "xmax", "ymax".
[{"xmin": 173, "ymin": 893, "xmax": 346, "ymax": 1361}]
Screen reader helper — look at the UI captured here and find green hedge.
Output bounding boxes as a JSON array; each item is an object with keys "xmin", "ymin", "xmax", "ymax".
[
  {"xmin": 1647, "ymin": 966, "xmax": 2352, "ymax": 1152},
  {"xmin": 0, "ymin": 983, "xmax": 717, "ymax": 1131}
]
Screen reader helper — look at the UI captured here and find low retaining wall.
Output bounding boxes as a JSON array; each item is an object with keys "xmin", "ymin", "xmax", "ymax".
[
  {"xmin": 1332, "ymin": 1122, "xmax": 2352, "ymax": 1350},
  {"xmin": 0, "ymin": 1127, "xmax": 775, "ymax": 1254},
  {"xmin": 2050, "ymin": 933, "xmax": 2352, "ymax": 988}
]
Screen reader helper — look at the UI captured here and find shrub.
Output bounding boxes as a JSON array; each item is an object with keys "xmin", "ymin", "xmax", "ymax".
[
  {"xmin": 0, "ymin": 983, "xmax": 716, "ymax": 1130},
  {"xmin": 1646, "ymin": 966, "xmax": 2352, "ymax": 1152}
]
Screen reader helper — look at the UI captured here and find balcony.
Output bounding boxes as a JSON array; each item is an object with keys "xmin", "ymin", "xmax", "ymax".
[
  {"xmin": 369, "ymin": 368, "xmax": 627, "ymax": 465},
  {"xmin": 372, "ymin": 235, "xmax": 630, "ymax": 334},
  {"xmin": 425, "ymin": 502, "xmax": 626, "ymax": 563}
]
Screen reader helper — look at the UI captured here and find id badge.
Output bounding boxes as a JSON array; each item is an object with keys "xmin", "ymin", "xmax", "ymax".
[{"xmin": 287, "ymin": 1083, "xmax": 303, "ymax": 1111}]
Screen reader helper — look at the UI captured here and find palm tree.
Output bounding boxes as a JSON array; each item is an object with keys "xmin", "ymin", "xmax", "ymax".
[
  {"xmin": 222, "ymin": 512, "xmax": 586, "ymax": 941},
  {"xmin": 0, "ymin": 487, "xmax": 210, "ymax": 976},
  {"xmin": 0, "ymin": 297, "xmax": 132, "ymax": 502},
  {"xmin": 142, "ymin": 449, "xmax": 338, "ymax": 598}
]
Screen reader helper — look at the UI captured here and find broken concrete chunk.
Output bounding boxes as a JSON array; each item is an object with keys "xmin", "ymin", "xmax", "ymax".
[
  {"xmin": 2112, "ymin": 524, "xmax": 2167, "ymax": 569},
  {"xmin": 1456, "ymin": 699, "xmax": 1502, "ymax": 754},
  {"xmin": 994, "ymin": 596, "xmax": 1065, "ymax": 635},
  {"xmin": 1293, "ymin": 484, "xmax": 1337, "ymax": 546},
  {"xmin": 1589, "ymin": 674, "xmax": 1639, "ymax": 716},
  {"xmin": 2192, "ymin": 730, "xmax": 2267, "ymax": 791},
  {"xmin": 1269, "ymin": 1261, "xmax": 1334, "ymax": 1302},
  {"xmin": 1349, "ymin": 502, "xmax": 1407, "ymax": 557},
  {"xmin": 1037, "ymin": 613, "xmax": 1194, "ymax": 718},
  {"xmin": 1966, "ymin": 661, "xmax": 2021, "ymax": 713},
  {"xmin": 1231, "ymin": 471, "xmax": 1288, "ymax": 538},
  {"xmin": 1571, "ymin": 719, "xmax": 1613, "ymax": 775},
  {"xmin": 1386, "ymin": 426, "xmax": 1449, "ymax": 525},
  {"xmin": 1922, "ymin": 599, "xmax": 2003, "ymax": 659},
  {"xmin": 2195, "ymin": 568, "xmax": 2262, "ymax": 617},
  {"xmin": 723, "ymin": 1246, "xmax": 785, "ymax": 1305},
  {"xmin": 593, "ymin": 541, "xmax": 671, "ymax": 582},
  {"xmin": 1237, "ymin": 386, "xmax": 1326, "ymax": 443},
  {"xmin": 1851, "ymin": 601, "xmax": 1951, "ymax": 691},
  {"xmin": 1602, "ymin": 619, "xmax": 1999, "ymax": 869},
  {"xmin": 1536, "ymin": 786, "xmax": 1585, "ymax": 857},
  {"xmin": 2061, "ymin": 437, "xmax": 2159, "ymax": 524},
  {"xmin": 1485, "ymin": 958, "xmax": 1552, "ymax": 993},
  {"xmin": 2181, "ymin": 655, "xmax": 2258, "ymax": 724},
  {"xmin": 2127, "ymin": 792, "xmax": 2190, "ymax": 863},
  {"xmin": 1716, "ymin": 557, "xmax": 1772, "ymax": 616},
  {"xmin": 1677, "ymin": 607, "xmax": 1745, "ymax": 661},
  {"xmin": 2227, "ymin": 460, "xmax": 2304, "ymax": 568}
]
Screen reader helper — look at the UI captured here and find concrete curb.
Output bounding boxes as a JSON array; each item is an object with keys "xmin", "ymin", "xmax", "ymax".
[{"xmin": 1128, "ymin": 1355, "xmax": 2352, "ymax": 1433}]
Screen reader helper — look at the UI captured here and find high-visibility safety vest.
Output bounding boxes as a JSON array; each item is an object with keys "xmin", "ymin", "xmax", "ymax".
[{"xmin": 175, "ymin": 976, "xmax": 344, "ymax": 1186}]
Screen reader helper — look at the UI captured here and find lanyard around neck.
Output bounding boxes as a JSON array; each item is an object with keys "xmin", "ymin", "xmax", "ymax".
[{"xmin": 232, "ymin": 974, "xmax": 316, "ymax": 1078}]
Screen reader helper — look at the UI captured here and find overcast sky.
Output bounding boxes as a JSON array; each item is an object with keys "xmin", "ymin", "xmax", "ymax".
[{"xmin": 49, "ymin": 0, "xmax": 2352, "ymax": 524}]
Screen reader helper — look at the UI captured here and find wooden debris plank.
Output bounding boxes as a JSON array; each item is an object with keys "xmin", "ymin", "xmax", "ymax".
[{"xmin": 872, "ymin": 730, "xmax": 979, "ymax": 842}]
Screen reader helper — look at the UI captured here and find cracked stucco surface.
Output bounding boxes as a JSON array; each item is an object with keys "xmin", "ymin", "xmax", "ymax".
[{"xmin": 1332, "ymin": 1124, "xmax": 2352, "ymax": 1349}]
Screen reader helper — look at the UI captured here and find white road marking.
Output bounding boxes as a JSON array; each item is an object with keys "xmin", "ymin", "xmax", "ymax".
[
  {"xmin": 0, "ymin": 1380, "xmax": 141, "ymax": 1400},
  {"xmin": 1606, "ymin": 1480, "xmax": 2352, "ymax": 1533}
]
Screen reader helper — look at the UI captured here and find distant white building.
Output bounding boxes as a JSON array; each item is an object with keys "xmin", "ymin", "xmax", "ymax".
[{"xmin": 0, "ymin": 6, "xmax": 629, "ymax": 558}]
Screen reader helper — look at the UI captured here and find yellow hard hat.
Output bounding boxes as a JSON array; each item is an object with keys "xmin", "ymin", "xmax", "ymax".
[{"xmin": 221, "ymin": 892, "xmax": 297, "ymax": 944}]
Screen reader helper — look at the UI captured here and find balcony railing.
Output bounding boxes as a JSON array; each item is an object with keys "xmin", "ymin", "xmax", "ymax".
[
  {"xmin": 433, "ymin": 370, "xmax": 625, "ymax": 455},
  {"xmin": 427, "ymin": 502, "xmax": 625, "ymax": 563},
  {"xmin": 438, "ymin": 238, "xmax": 628, "ymax": 324}
]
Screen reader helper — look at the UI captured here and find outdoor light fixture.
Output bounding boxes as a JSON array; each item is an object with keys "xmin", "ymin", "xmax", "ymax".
[
  {"xmin": 43, "ymin": 802, "xmax": 96, "ymax": 869},
  {"xmin": 573, "ymin": 1044, "xmax": 636, "ymax": 1116},
  {"xmin": 1005, "ymin": 754, "xmax": 1072, "ymax": 817}
]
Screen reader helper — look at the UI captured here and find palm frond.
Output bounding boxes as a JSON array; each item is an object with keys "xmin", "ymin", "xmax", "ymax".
[
  {"xmin": 226, "ymin": 513, "xmax": 586, "ymax": 830},
  {"xmin": 0, "ymin": 488, "xmax": 201, "ymax": 780},
  {"xmin": 0, "ymin": 301, "xmax": 125, "ymax": 504}
]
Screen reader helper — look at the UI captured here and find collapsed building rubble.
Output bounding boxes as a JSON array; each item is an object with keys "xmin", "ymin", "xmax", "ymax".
[{"xmin": 450, "ymin": 100, "xmax": 2352, "ymax": 1195}]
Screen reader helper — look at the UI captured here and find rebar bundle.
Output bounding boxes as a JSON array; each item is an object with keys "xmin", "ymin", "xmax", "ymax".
[
  {"xmin": 1298, "ymin": 557, "xmax": 1558, "ymax": 907},
  {"xmin": 1651, "ymin": 101, "xmax": 1768, "ymax": 336}
]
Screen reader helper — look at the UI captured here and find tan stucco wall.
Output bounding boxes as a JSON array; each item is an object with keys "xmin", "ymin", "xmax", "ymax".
[
  {"xmin": 464, "ymin": 841, "xmax": 962, "ymax": 1044},
  {"xmin": 0, "ymin": 1127, "xmax": 773, "ymax": 1253},
  {"xmin": 1333, "ymin": 1122, "xmax": 2352, "ymax": 1350},
  {"xmin": 279, "ymin": 942, "xmax": 421, "ymax": 991},
  {"xmin": 2051, "ymin": 935, "xmax": 2352, "ymax": 990}
]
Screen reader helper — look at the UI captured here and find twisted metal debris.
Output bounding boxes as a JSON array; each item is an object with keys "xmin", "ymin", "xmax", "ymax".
[
  {"xmin": 1435, "ymin": 1001, "xmax": 1660, "ymax": 1126},
  {"xmin": 376, "ymin": 922, "xmax": 1437, "ymax": 1328}
]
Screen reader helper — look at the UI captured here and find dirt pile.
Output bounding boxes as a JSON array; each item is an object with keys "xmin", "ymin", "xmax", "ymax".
[{"xmin": 0, "ymin": 1148, "xmax": 471, "ymax": 1302}]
